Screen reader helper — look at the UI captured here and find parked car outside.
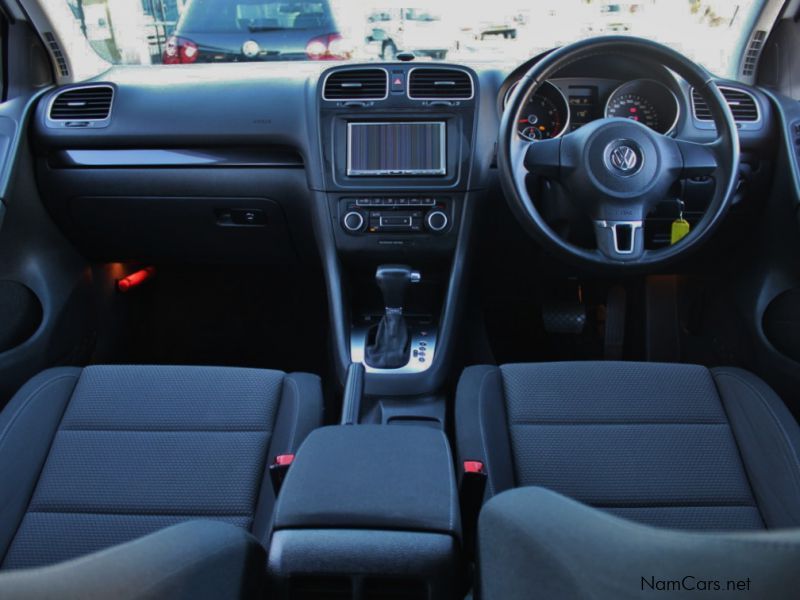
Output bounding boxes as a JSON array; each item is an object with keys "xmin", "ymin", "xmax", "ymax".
[{"xmin": 163, "ymin": 0, "xmax": 351, "ymax": 64}]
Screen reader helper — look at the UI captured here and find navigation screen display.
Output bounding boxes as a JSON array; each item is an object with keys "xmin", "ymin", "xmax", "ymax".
[{"xmin": 347, "ymin": 121, "xmax": 446, "ymax": 176}]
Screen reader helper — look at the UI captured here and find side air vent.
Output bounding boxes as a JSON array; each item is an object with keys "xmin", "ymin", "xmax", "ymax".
[
  {"xmin": 43, "ymin": 32, "xmax": 69, "ymax": 77},
  {"xmin": 691, "ymin": 87, "xmax": 759, "ymax": 123},
  {"xmin": 741, "ymin": 29, "xmax": 767, "ymax": 78},
  {"xmin": 408, "ymin": 68, "xmax": 473, "ymax": 100},
  {"xmin": 48, "ymin": 85, "xmax": 114, "ymax": 126},
  {"xmin": 323, "ymin": 69, "xmax": 388, "ymax": 101}
]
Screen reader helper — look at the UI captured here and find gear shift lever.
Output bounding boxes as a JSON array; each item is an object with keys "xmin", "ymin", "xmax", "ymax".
[
  {"xmin": 376, "ymin": 265, "xmax": 421, "ymax": 312},
  {"xmin": 365, "ymin": 265, "xmax": 420, "ymax": 369}
]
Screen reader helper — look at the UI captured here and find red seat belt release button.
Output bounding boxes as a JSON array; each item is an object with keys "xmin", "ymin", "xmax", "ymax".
[
  {"xmin": 270, "ymin": 454, "xmax": 295, "ymax": 493},
  {"xmin": 460, "ymin": 460, "xmax": 487, "ymax": 560},
  {"xmin": 463, "ymin": 460, "xmax": 485, "ymax": 474}
]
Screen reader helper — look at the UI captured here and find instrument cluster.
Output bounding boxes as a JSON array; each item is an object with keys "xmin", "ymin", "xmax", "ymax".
[{"xmin": 504, "ymin": 77, "xmax": 681, "ymax": 141}]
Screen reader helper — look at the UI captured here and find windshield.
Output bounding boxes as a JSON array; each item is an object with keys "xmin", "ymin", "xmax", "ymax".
[{"xmin": 60, "ymin": 0, "xmax": 764, "ymax": 77}]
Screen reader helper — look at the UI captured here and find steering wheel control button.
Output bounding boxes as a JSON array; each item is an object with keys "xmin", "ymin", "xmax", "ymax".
[
  {"xmin": 605, "ymin": 141, "xmax": 643, "ymax": 176},
  {"xmin": 343, "ymin": 211, "xmax": 365, "ymax": 233},
  {"xmin": 425, "ymin": 211, "xmax": 449, "ymax": 232}
]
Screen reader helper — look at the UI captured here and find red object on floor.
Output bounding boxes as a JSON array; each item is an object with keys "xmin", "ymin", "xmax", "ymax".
[{"xmin": 117, "ymin": 267, "xmax": 156, "ymax": 292}]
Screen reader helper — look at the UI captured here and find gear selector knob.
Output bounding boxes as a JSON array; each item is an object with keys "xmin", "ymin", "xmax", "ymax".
[{"xmin": 375, "ymin": 265, "xmax": 421, "ymax": 311}]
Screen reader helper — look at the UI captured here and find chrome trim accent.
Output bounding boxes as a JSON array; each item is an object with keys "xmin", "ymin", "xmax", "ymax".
[
  {"xmin": 425, "ymin": 210, "xmax": 448, "ymax": 232},
  {"xmin": 378, "ymin": 215, "xmax": 411, "ymax": 227},
  {"xmin": 603, "ymin": 78, "xmax": 681, "ymax": 136},
  {"xmin": 343, "ymin": 211, "xmax": 365, "ymax": 232},
  {"xmin": 346, "ymin": 121, "xmax": 447, "ymax": 176},
  {"xmin": 407, "ymin": 66, "xmax": 474, "ymax": 101},
  {"xmin": 690, "ymin": 85, "xmax": 761, "ymax": 125},
  {"xmin": 321, "ymin": 67, "xmax": 389, "ymax": 102},
  {"xmin": 510, "ymin": 80, "xmax": 571, "ymax": 141},
  {"xmin": 351, "ymin": 324, "xmax": 437, "ymax": 374},
  {"xmin": 58, "ymin": 149, "xmax": 303, "ymax": 167},
  {"xmin": 595, "ymin": 220, "xmax": 643, "ymax": 255},
  {"xmin": 46, "ymin": 84, "xmax": 114, "ymax": 126}
]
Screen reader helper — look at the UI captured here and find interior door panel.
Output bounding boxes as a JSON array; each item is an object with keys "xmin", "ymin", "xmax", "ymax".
[{"xmin": 0, "ymin": 15, "xmax": 92, "ymax": 404}]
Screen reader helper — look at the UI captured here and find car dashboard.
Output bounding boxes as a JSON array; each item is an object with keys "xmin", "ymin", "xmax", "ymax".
[{"xmin": 29, "ymin": 53, "xmax": 782, "ymax": 391}]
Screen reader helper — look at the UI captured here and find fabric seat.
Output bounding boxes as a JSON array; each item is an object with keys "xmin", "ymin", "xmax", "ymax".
[
  {"xmin": 0, "ymin": 365, "xmax": 323, "ymax": 570},
  {"xmin": 456, "ymin": 361, "xmax": 800, "ymax": 530},
  {"xmin": 478, "ymin": 487, "xmax": 800, "ymax": 600}
]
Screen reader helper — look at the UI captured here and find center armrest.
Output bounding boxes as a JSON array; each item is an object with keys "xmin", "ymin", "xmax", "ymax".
[{"xmin": 273, "ymin": 425, "xmax": 460, "ymax": 539}]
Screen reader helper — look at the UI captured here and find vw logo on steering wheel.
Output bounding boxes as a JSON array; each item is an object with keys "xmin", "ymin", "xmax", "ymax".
[{"xmin": 608, "ymin": 145, "xmax": 639, "ymax": 175}]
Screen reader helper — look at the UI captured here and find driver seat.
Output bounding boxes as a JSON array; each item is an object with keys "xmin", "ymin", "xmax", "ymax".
[{"xmin": 455, "ymin": 362, "xmax": 800, "ymax": 530}]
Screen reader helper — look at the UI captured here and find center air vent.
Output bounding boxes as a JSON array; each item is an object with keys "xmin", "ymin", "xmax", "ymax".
[
  {"xmin": 323, "ymin": 69, "xmax": 388, "ymax": 101},
  {"xmin": 49, "ymin": 85, "xmax": 114, "ymax": 123},
  {"xmin": 691, "ymin": 87, "xmax": 759, "ymax": 123},
  {"xmin": 408, "ymin": 68, "xmax": 473, "ymax": 100}
]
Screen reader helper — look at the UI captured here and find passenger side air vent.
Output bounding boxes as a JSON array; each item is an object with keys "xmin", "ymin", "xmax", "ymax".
[
  {"xmin": 691, "ymin": 87, "xmax": 759, "ymax": 123},
  {"xmin": 408, "ymin": 68, "xmax": 473, "ymax": 100},
  {"xmin": 323, "ymin": 69, "xmax": 388, "ymax": 101},
  {"xmin": 49, "ymin": 85, "xmax": 114, "ymax": 123},
  {"xmin": 741, "ymin": 30, "xmax": 767, "ymax": 78}
]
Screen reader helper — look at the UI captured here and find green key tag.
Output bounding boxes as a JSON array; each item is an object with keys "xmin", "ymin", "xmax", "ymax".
[{"xmin": 671, "ymin": 218, "xmax": 691, "ymax": 245}]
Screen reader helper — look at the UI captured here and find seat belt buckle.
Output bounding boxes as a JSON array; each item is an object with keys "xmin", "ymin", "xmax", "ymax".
[
  {"xmin": 460, "ymin": 460, "xmax": 487, "ymax": 560},
  {"xmin": 270, "ymin": 454, "xmax": 295, "ymax": 494}
]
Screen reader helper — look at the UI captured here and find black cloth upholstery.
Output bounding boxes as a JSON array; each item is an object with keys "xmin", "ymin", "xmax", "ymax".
[
  {"xmin": 456, "ymin": 362, "xmax": 800, "ymax": 530},
  {"xmin": 0, "ymin": 365, "xmax": 323, "ymax": 571},
  {"xmin": 478, "ymin": 487, "xmax": 800, "ymax": 600},
  {"xmin": 0, "ymin": 520, "xmax": 266, "ymax": 600},
  {"xmin": 273, "ymin": 425, "xmax": 460, "ymax": 538}
]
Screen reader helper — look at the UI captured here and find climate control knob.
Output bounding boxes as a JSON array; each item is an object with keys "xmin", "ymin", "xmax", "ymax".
[
  {"xmin": 342, "ymin": 211, "xmax": 365, "ymax": 233},
  {"xmin": 425, "ymin": 210, "xmax": 449, "ymax": 233}
]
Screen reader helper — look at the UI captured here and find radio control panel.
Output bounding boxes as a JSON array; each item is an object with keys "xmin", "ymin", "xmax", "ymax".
[{"xmin": 339, "ymin": 197, "xmax": 450, "ymax": 235}]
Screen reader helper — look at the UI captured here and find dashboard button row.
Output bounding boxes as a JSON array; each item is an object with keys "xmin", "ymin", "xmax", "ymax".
[{"xmin": 354, "ymin": 198, "xmax": 437, "ymax": 208}]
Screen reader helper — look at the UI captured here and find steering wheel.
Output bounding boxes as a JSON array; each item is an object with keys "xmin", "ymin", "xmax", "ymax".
[{"xmin": 499, "ymin": 36, "xmax": 740, "ymax": 270}]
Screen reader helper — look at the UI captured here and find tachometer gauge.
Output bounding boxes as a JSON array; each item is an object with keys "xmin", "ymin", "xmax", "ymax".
[
  {"xmin": 604, "ymin": 79, "xmax": 680, "ymax": 135},
  {"xmin": 518, "ymin": 95, "xmax": 563, "ymax": 140},
  {"xmin": 605, "ymin": 93, "xmax": 660, "ymax": 130},
  {"xmin": 506, "ymin": 80, "xmax": 570, "ymax": 141}
]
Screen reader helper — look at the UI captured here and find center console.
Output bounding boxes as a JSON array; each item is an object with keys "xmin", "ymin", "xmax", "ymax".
[
  {"xmin": 268, "ymin": 426, "xmax": 461, "ymax": 599},
  {"xmin": 314, "ymin": 62, "xmax": 483, "ymax": 409}
]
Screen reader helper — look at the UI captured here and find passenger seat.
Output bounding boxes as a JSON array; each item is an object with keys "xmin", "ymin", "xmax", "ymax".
[{"xmin": 0, "ymin": 365, "xmax": 323, "ymax": 570}]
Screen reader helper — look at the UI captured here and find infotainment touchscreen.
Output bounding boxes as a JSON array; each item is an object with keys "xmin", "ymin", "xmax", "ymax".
[{"xmin": 347, "ymin": 122, "xmax": 446, "ymax": 176}]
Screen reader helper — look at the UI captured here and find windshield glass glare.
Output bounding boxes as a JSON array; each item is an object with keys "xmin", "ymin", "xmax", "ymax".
[{"xmin": 63, "ymin": 0, "xmax": 764, "ymax": 77}]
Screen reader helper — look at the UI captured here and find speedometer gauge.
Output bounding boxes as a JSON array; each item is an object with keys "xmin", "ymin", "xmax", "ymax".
[
  {"xmin": 604, "ymin": 79, "xmax": 680, "ymax": 135},
  {"xmin": 605, "ymin": 93, "xmax": 659, "ymax": 130}
]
